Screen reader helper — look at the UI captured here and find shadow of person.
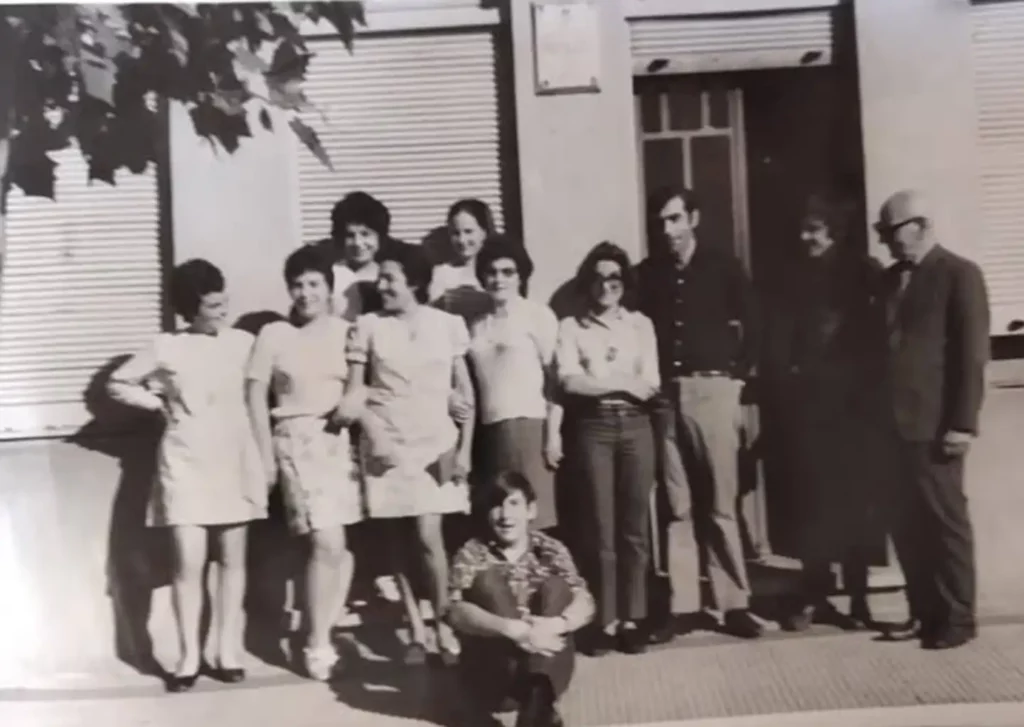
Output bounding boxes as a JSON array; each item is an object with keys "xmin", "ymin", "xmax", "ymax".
[
  {"xmin": 234, "ymin": 310, "xmax": 286, "ymax": 337},
  {"xmin": 328, "ymin": 629, "xmax": 467, "ymax": 727},
  {"xmin": 69, "ymin": 354, "xmax": 170, "ymax": 678},
  {"xmin": 422, "ymin": 225, "xmax": 454, "ymax": 267}
]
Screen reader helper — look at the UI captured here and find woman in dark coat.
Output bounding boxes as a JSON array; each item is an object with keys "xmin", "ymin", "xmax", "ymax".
[{"xmin": 763, "ymin": 193, "xmax": 890, "ymax": 632}]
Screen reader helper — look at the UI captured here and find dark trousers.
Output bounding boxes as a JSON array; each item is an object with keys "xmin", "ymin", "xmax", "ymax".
[
  {"xmin": 890, "ymin": 440, "xmax": 977, "ymax": 635},
  {"xmin": 459, "ymin": 570, "xmax": 575, "ymax": 712},
  {"xmin": 570, "ymin": 408, "xmax": 655, "ymax": 627}
]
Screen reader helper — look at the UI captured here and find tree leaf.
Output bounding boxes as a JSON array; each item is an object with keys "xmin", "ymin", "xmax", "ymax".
[
  {"xmin": 289, "ymin": 116, "xmax": 332, "ymax": 171},
  {"xmin": 232, "ymin": 43, "xmax": 269, "ymax": 74},
  {"xmin": 7, "ymin": 141, "xmax": 57, "ymax": 199},
  {"xmin": 211, "ymin": 87, "xmax": 249, "ymax": 116},
  {"xmin": 79, "ymin": 55, "xmax": 117, "ymax": 106},
  {"xmin": 314, "ymin": 1, "xmax": 365, "ymax": 50},
  {"xmin": 258, "ymin": 106, "xmax": 272, "ymax": 131},
  {"xmin": 174, "ymin": 4, "xmax": 200, "ymax": 19}
]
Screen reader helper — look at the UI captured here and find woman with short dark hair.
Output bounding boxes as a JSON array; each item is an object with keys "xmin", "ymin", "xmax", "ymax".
[
  {"xmin": 108, "ymin": 259, "xmax": 265, "ymax": 692},
  {"xmin": 327, "ymin": 191, "xmax": 394, "ymax": 320},
  {"xmin": 467, "ymin": 235, "xmax": 562, "ymax": 531},
  {"xmin": 246, "ymin": 243, "xmax": 362, "ymax": 680},
  {"xmin": 555, "ymin": 241, "xmax": 660, "ymax": 656},
  {"xmin": 342, "ymin": 241, "xmax": 476, "ymax": 666}
]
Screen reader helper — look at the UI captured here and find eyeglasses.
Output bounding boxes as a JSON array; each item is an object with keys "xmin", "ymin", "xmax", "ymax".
[
  {"xmin": 592, "ymin": 273, "xmax": 624, "ymax": 286},
  {"xmin": 873, "ymin": 216, "xmax": 924, "ymax": 235}
]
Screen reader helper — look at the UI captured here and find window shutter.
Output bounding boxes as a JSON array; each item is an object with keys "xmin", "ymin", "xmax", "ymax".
[
  {"xmin": 630, "ymin": 8, "xmax": 836, "ymax": 75},
  {"xmin": 297, "ymin": 30, "xmax": 504, "ymax": 247},
  {"xmin": 0, "ymin": 147, "xmax": 162, "ymax": 439},
  {"xmin": 972, "ymin": 0, "xmax": 1024, "ymax": 334}
]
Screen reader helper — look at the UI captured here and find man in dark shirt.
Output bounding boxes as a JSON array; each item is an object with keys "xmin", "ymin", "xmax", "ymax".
[
  {"xmin": 637, "ymin": 186, "xmax": 763, "ymax": 640},
  {"xmin": 447, "ymin": 471, "xmax": 595, "ymax": 727}
]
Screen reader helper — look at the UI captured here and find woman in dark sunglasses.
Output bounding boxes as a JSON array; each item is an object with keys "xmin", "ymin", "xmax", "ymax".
[{"xmin": 555, "ymin": 241, "xmax": 660, "ymax": 656}]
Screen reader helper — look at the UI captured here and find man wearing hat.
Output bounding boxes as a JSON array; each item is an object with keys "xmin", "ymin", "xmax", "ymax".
[{"xmin": 875, "ymin": 189, "xmax": 990, "ymax": 650}]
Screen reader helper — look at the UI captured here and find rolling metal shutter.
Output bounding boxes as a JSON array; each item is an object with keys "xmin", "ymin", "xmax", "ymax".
[
  {"xmin": 0, "ymin": 146, "xmax": 162, "ymax": 439},
  {"xmin": 297, "ymin": 30, "xmax": 504, "ymax": 246},
  {"xmin": 971, "ymin": 0, "xmax": 1024, "ymax": 335},
  {"xmin": 630, "ymin": 8, "xmax": 835, "ymax": 76}
]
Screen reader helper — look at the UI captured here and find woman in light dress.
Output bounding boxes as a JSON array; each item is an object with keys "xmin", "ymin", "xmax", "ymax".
[
  {"xmin": 344, "ymin": 241, "xmax": 475, "ymax": 666},
  {"xmin": 108, "ymin": 260, "xmax": 266, "ymax": 692},
  {"xmin": 556, "ymin": 242, "xmax": 660, "ymax": 657},
  {"xmin": 429, "ymin": 198, "xmax": 495, "ymax": 322},
  {"xmin": 467, "ymin": 235, "xmax": 563, "ymax": 531},
  {"xmin": 246, "ymin": 244, "xmax": 363, "ymax": 681}
]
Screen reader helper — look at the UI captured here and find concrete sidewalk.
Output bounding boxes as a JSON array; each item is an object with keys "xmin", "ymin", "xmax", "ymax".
[{"xmin": 4, "ymin": 620, "xmax": 1024, "ymax": 727}]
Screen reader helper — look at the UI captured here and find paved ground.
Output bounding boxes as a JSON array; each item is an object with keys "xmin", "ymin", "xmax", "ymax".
[{"xmin": 4, "ymin": 618, "xmax": 1024, "ymax": 727}]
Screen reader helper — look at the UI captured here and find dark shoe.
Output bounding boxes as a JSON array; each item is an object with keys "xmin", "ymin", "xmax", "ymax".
[
  {"xmin": 201, "ymin": 663, "xmax": 246, "ymax": 684},
  {"xmin": 722, "ymin": 609, "xmax": 764, "ymax": 639},
  {"xmin": 165, "ymin": 672, "xmax": 199, "ymax": 693},
  {"xmin": 923, "ymin": 627, "xmax": 977, "ymax": 651},
  {"xmin": 849, "ymin": 599, "xmax": 874, "ymax": 630},
  {"xmin": 437, "ymin": 646, "xmax": 460, "ymax": 668},
  {"xmin": 815, "ymin": 601, "xmax": 866, "ymax": 632},
  {"xmin": 780, "ymin": 605, "xmax": 814, "ymax": 633},
  {"xmin": 516, "ymin": 676, "xmax": 558, "ymax": 727},
  {"xmin": 617, "ymin": 625, "xmax": 648, "ymax": 655},
  {"xmin": 580, "ymin": 628, "xmax": 615, "ymax": 657},
  {"xmin": 882, "ymin": 618, "xmax": 923, "ymax": 641},
  {"xmin": 647, "ymin": 618, "xmax": 676, "ymax": 645}
]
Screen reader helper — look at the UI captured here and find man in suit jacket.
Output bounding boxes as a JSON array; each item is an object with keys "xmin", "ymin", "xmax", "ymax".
[{"xmin": 875, "ymin": 189, "xmax": 990, "ymax": 650}]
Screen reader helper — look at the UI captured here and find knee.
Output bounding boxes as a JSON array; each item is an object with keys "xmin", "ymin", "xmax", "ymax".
[
  {"xmin": 311, "ymin": 530, "xmax": 349, "ymax": 563},
  {"xmin": 465, "ymin": 569, "xmax": 518, "ymax": 616},
  {"xmin": 533, "ymin": 576, "xmax": 573, "ymax": 615}
]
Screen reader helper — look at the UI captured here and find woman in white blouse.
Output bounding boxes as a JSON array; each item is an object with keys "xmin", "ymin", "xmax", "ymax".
[
  {"xmin": 246, "ymin": 244, "xmax": 363, "ymax": 681},
  {"xmin": 468, "ymin": 235, "xmax": 563, "ymax": 530},
  {"xmin": 429, "ymin": 198, "xmax": 495, "ymax": 322},
  {"xmin": 108, "ymin": 260, "xmax": 265, "ymax": 692},
  {"xmin": 555, "ymin": 242, "xmax": 660, "ymax": 658}
]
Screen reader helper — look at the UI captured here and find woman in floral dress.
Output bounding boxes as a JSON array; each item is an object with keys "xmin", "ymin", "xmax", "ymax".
[
  {"xmin": 343, "ymin": 241, "xmax": 475, "ymax": 666},
  {"xmin": 108, "ymin": 259, "xmax": 266, "ymax": 692},
  {"xmin": 246, "ymin": 244, "xmax": 363, "ymax": 681}
]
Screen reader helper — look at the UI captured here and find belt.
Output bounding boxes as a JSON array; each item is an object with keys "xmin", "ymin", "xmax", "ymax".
[{"xmin": 671, "ymin": 370, "xmax": 730, "ymax": 380}]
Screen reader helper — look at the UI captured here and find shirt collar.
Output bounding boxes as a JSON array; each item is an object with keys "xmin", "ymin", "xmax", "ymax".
[{"xmin": 484, "ymin": 530, "xmax": 538, "ymax": 562}]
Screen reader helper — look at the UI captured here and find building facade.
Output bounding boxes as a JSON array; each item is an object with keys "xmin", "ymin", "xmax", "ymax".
[{"xmin": 1, "ymin": 0, "xmax": 1023, "ymax": 683}]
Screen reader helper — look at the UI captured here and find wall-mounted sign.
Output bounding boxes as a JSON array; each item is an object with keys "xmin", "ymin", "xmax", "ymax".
[{"xmin": 532, "ymin": 1, "xmax": 601, "ymax": 95}]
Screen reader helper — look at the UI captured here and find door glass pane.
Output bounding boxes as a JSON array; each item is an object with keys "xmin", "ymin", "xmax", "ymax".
[
  {"xmin": 667, "ymin": 88, "xmax": 702, "ymax": 131},
  {"xmin": 643, "ymin": 138, "xmax": 686, "ymax": 196},
  {"xmin": 691, "ymin": 135, "xmax": 734, "ymax": 254},
  {"xmin": 708, "ymin": 89, "xmax": 730, "ymax": 129},
  {"xmin": 638, "ymin": 92, "xmax": 662, "ymax": 133}
]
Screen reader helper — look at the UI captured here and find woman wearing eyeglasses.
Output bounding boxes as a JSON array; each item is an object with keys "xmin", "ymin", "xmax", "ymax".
[
  {"xmin": 467, "ymin": 235, "xmax": 563, "ymax": 532},
  {"xmin": 555, "ymin": 241, "xmax": 660, "ymax": 657}
]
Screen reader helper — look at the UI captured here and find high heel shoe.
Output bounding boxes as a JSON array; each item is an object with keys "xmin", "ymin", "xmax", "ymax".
[{"xmin": 165, "ymin": 671, "xmax": 199, "ymax": 693}]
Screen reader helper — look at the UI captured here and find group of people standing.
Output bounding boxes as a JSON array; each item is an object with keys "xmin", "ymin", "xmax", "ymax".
[{"xmin": 107, "ymin": 182, "xmax": 990, "ymax": 727}]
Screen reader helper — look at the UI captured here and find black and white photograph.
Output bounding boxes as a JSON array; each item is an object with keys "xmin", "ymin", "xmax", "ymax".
[{"xmin": 1, "ymin": 1, "xmax": 1023, "ymax": 726}]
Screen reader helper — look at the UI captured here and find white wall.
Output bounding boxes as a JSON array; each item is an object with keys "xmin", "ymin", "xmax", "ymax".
[
  {"xmin": 853, "ymin": 0, "xmax": 982, "ymax": 262},
  {"xmin": 510, "ymin": 0, "xmax": 645, "ymax": 306},
  {"xmin": 168, "ymin": 103, "xmax": 298, "ymax": 321}
]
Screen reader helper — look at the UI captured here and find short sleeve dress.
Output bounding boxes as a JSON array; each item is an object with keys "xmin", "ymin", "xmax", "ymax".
[
  {"xmin": 246, "ymin": 316, "xmax": 363, "ymax": 534},
  {"xmin": 107, "ymin": 329, "xmax": 267, "ymax": 528},
  {"xmin": 346, "ymin": 306, "xmax": 471, "ymax": 519}
]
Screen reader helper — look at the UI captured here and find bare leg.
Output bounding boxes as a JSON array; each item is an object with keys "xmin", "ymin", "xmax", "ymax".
[
  {"xmin": 214, "ymin": 524, "xmax": 249, "ymax": 669},
  {"xmin": 307, "ymin": 525, "xmax": 353, "ymax": 653},
  {"xmin": 393, "ymin": 521, "xmax": 428, "ymax": 648},
  {"xmin": 415, "ymin": 513, "xmax": 458, "ymax": 654},
  {"xmin": 170, "ymin": 526, "xmax": 208, "ymax": 676}
]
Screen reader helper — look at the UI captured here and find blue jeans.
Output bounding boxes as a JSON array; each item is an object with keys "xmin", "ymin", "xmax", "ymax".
[{"xmin": 569, "ymin": 407, "xmax": 656, "ymax": 627}]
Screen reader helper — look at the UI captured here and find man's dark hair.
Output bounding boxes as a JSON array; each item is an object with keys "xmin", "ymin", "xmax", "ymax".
[
  {"xmin": 474, "ymin": 470, "xmax": 537, "ymax": 517},
  {"xmin": 171, "ymin": 259, "xmax": 225, "ymax": 322}
]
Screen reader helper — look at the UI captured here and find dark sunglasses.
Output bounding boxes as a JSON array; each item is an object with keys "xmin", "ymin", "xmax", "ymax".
[
  {"xmin": 592, "ymin": 272, "xmax": 624, "ymax": 285},
  {"xmin": 873, "ymin": 216, "xmax": 924, "ymax": 235}
]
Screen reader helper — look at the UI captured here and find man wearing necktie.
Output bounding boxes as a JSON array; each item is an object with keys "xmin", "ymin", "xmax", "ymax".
[{"xmin": 874, "ymin": 189, "xmax": 990, "ymax": 650}]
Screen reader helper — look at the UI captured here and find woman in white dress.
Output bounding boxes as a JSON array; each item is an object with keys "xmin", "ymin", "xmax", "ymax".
[
  {"xmin": 429, "ymin": 198, "xmax": 495, "ymax": 322},
  {"xmin": 246, "ymin": 244, "xmax": 363, "ymax": 681},
  {"xmin": 342, "ymin": 241, "xmax": 475, "ymax": 666},
  {"xmin": 108, "ymin": 260, "xmax": 266, "ymax": 692}
]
